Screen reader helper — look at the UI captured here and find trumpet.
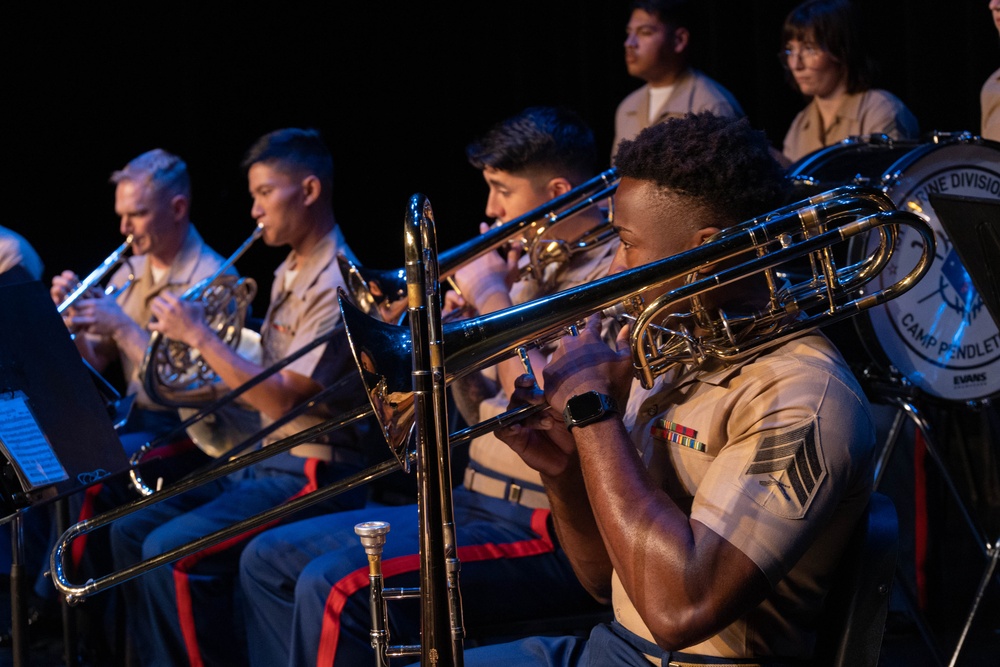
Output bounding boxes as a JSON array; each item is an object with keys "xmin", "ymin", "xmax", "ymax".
[
  {"xmin": 56, "ymin": 234, "xmax": 135, "ymax": 314},
  {"xmin": 50, "ymin": 185, "xmax": 934, "ymax": 609},
  {"xmin": 338, "ymin": 167, "xmax": 619, "ymax": 321}
]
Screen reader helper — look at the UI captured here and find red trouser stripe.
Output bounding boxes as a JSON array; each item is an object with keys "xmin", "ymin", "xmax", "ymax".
[
  {"xmin": 69, "ymin": 438, "xmax": 197, "ymax": 571},
  {"xmin": 175, "ymin": 459, "xmax": 322, "ymax": 667},
  {"xmin": 315, "ymin": 508, "xmax": 554, "ymax": 666},
  {"xmin": 70, "ymin": 483, "xmax": 104, "ymax": 571}
]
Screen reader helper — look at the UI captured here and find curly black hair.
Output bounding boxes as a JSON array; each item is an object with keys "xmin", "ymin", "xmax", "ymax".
[{"xmin": 613, "ymin": 112, "xmax": 787, "ymax": 225}]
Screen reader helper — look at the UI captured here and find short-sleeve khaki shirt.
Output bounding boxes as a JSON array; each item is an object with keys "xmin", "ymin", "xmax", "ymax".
[
  {"xmin": 782, "ymin": 89, "xmax": 920, "ymax": 163},
  {"xmin": 613, "ymin": 68, "xmax": 744, "ymax": 162},
  {"xmin": 467, "ymin": 238, "xmax": 620, "ymax": 496},
  {"xmin": 613, "ymin": 333, "xmax": 875, "ymax": 659},
  {"xmin": 260, "ymin": 225, "xmax": 364, "ymax": 461}
]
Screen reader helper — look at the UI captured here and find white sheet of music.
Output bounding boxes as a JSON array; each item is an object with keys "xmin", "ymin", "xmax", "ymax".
[{"xmin": 0, "ymin": 390, "xmax": 68, "ymax": 490}]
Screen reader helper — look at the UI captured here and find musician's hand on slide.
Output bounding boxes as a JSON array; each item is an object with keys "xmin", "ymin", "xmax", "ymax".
[
  {"xmin": 149, "ymin": 292, "xmax": 206, "ymax": 346},
  {"xmin": 442, "ymin": 290, "xmax": 474, "ymax": 320},
  {"xmin": 543, "ymin": 313, "xmax": 633, "ymax": 414},
  {"xmin": 495, "ymin": 374, "xmax": 578, "ymax": 478}
]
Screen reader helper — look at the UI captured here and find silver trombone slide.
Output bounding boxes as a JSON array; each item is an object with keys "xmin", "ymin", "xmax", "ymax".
[
  {"xmin": 51, "ymin": 401, "xmax": 377, "ymax": 604},
  {"xmin": 54, "ymin": 395, "xmax": 535, "ymax": 605}
]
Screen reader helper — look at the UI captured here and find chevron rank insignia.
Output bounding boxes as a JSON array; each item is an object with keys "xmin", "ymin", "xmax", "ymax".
[{"xmin": 740, "ymin": 420, "xmax": 825, "ymax": 519}]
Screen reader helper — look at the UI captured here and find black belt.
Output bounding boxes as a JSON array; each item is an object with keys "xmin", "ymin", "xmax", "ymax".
[{"xmin": 608, "ymin": 621, "xmax": 801, "ymax": 667}]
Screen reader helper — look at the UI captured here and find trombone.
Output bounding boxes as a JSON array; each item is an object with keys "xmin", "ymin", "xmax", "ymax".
[
  {"xmin": 346, "ymin": 186, "xmax": 935, "ymax": 664},
  {"xmin": 50, "ymin": 185, "xmax": 934, "ymax": 613},
  {"xmin": 338, "ymin": 167, "xmax": 619, "ymax": 321}
]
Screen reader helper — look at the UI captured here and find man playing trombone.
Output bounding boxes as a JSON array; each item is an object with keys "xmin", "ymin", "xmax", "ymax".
[
  {"xmin": 461, "ymin": 112, "xmax": 877, "ymax": 665},
  {"xmin": 109, "ymin": 128, "xmax": 371, "ymax": 667},
  {"xmin": 239, "ymin": 106, "xmax": 617, "ymax": 666}
]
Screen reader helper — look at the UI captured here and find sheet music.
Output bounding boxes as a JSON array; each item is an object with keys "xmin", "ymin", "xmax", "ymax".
[{"xmin": 0, "ymin": 390, "xmax": 69, "ymax": 490}]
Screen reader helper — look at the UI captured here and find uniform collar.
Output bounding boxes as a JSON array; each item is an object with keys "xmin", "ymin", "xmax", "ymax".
[
  {"xmin": 802, "ymin": 90, "xmax": 863, "ymax": 131},
  {"xmin": 274, "ymin": 225, "xmax": 340, "ymax": 299},
  {"xmin": 135, "ymin": 224, "xmax": 205, "ymax": 290}
]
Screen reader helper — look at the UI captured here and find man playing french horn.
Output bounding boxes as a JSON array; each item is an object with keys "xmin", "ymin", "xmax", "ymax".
[{"xmin": 461, "ymin": 112, "xmax": 877, "ymax": 666}]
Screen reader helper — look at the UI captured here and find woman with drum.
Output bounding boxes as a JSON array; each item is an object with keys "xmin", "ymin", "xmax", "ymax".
[{"xmin": 779, "ymin": 0, "xmax": 920, "ymax": 163}]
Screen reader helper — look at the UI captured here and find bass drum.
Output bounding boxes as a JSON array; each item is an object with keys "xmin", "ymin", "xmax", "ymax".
[{"xmin": 788, "ymin": 134, "xmax": 1000, "ymax": 402}]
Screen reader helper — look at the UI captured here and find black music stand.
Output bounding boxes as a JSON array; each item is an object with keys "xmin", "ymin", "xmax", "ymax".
[
  {"xmin": 924, "ymin": 193, "xmax": 1000, "ymax": 666},
  {"xmin": 930, "ymin": 193, "xmax": 1000, "ymax": 330},
  {"xmin": 0, "ymin": 280, "xmax": 129, "ymax": 667}
]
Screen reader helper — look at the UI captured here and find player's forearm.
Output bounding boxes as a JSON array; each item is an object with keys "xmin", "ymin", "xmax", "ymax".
[{"xmin": 542, "ymin": 461, "xmax": 614, "ymax": 602}]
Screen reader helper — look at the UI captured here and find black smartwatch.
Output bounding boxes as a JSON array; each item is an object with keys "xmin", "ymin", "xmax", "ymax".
[{"xmin": 562, "ymin": 391, "xmax": 618, "ymax": 431}]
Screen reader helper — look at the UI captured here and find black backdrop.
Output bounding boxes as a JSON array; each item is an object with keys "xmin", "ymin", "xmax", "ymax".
[{"xmin": 7, "ymin": 1, "xmax": 998, "ymax": 316}]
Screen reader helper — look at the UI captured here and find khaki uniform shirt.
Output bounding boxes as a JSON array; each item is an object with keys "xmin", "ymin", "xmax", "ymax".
[
  {"xmin": 613, "ymin": 333, "xmax": 874, "ymax": 660},
  {"xmin": 260, "ymin": 225, "xmax": 366, "ymax": 462},
  {"xmin": 782, "ymin": 89, "xmax": 920, "ymax": 163},
  {"xmin": 105, "ymin": 225, "xmax": 232, "ymax": 412},
  {"xmin": 0, "ymin": 225, "xmax": 43, "ymax": 280},
  {"xmin": 981, "ymin": 66, "xmax": 1000, "ymax": 142},
  {"xmin": 612, "ymin": 68, "xmax": 744, "ymax": 161},
  {"xmin": 467, "ymin": 238, "xmax": 619, "ymax": 504}
]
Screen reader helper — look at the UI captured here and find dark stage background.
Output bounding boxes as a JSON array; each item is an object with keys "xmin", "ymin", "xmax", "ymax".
[
  {"xmin": 4, "ymin": 2, "xmax": 1000, "ymax": 662},
  {"xmin": 6, "ymin": 0, "xmax": 998, "ymax": 316}
]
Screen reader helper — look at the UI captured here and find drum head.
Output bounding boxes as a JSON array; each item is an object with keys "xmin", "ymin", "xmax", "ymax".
[{"xmin": 851, "ymin": 138, "xmax": 1000, "ymax": 401}]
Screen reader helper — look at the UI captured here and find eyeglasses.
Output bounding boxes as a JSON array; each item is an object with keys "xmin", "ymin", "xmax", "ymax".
[{"xmin": 778, "ymin": 43, "xmax": 825, "ymax": 68}]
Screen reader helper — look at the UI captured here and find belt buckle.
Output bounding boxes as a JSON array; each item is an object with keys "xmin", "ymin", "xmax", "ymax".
[{"xmin": 507, "ymin": 483, "xmax": 522, "ymax": 504}]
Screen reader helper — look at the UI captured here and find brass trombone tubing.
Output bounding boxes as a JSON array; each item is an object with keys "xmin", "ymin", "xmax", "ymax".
[
  {"xmin": 54, "ymin": 392, "xmax": 538, "ymax": 606},
  {"xmin": 128, "ymin": 325, "xmax": 346, "ymax": 494},
  {"xmin": 340, "ymin": 186, "xmax": 935, "ymax": 454},
  {"xmin": 403, "ymin": 194, "xmax": 464, "ymax": 665},
  {"xmin": 129, "ymin": 367, "xmax": 365, "ymax": 496},
  {"xmin": 630, "ymin": 208, "xmax": 935, "ymax": 388}
]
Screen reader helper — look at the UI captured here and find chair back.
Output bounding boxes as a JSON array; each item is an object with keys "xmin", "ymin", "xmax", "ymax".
[{"xmin": 814, "ymin": 491, "xmax": 899, "ymax": 667}]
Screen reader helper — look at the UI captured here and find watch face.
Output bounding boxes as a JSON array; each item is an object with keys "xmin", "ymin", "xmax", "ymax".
[{"xmin": 570, "ymin": 391, "xmax": 605, "ymax": 420}]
